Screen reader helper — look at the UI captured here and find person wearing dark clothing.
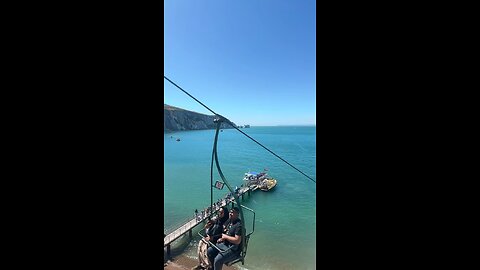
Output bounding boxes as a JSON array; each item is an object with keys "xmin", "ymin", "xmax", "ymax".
[
  {"xmin": 192, "ymin": 218, "xmax": 215, "ymax": 270},
  {"xmin": 206, "ymin": 207, "xmax": 243, "ymax": 270},
  {"xmin": 208, "ymin": 206, "xmax": 229, "ymax": 243},
  {"xmin": 192, "ymin": 206, "xmax": 229, "ymax": 270}
]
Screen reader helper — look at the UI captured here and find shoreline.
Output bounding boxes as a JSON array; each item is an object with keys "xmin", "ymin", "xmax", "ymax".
[{"xmin": 164, "ymin": 252, "xmax": 239, "ymax": 270}]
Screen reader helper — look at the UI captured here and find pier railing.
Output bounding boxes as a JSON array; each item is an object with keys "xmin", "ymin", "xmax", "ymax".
[
  {"xmin": 164, "ymin": 186, "xmax": 253, "ymax": 248},
  {"xmin": 164, "ymin": 215, "xmax": 194, "ymax": 236}
]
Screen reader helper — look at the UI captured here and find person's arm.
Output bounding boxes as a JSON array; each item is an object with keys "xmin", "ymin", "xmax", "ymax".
[{"xmin": 220, "ymin": 233, "xmax": 241, "ymax": 245}]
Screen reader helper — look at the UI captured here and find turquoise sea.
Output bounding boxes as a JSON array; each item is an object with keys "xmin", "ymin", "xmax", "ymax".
[{"xmin": 164, "ymin": 126, "xmax": 316, "ymax": 270}]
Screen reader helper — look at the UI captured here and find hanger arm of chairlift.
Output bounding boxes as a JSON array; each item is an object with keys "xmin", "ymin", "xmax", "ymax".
[{"xmin": 205, "ymin": 117, "xmax": 255, "ymax": 266}]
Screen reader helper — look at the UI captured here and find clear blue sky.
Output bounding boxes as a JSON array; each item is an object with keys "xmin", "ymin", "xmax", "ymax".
[{"xmin": 164, "ymin": 0, "xmax": 316, "ymax": 126}]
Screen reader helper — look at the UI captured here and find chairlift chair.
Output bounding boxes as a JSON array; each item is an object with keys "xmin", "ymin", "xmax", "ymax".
[
  {"xmin": 197, "ymin": 116, "xmax": 256, "ymax": 266},
  {"xmin": 197, "ymin": 204, "xmax": 255, "ymax": 266}
]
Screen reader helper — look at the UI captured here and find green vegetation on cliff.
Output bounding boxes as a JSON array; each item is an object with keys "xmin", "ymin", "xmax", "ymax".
[{"xmin": 164, "ymin": 104, "xmax": 235, "ymax": 132}]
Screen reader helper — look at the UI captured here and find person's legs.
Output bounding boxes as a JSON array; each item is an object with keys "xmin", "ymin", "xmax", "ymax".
[
  {"xmin": 192, "ymin": 241, "xmax": 209, "ymax": 270},
  {"xmin": 197, "ymin": 242, "xmax": 203, "ymax": 263},
  {"xmin": 199, "ymin": 241, "xmax": 211, "ymax": 268},
  {"xmin": 206, "ymin": 246, "xmax": 219, "ymax": 267},
  {"xmin": 212, "ymin": 244, "xmax": 239, "ymax": 270}
]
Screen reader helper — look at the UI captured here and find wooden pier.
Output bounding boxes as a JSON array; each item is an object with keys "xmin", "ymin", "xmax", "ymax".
[{"xmin": 164, "ymin": 185, "xmax": 255, "ymax": 258}]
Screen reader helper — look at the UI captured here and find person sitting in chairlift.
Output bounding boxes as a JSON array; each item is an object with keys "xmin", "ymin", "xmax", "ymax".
[
  {"xmin": 206, "ymin": 207, "xmax": 243, "ymax": 270},
  {"xmin": 192, "ymin": 206, "xmax": 228, "ymax": 270}
]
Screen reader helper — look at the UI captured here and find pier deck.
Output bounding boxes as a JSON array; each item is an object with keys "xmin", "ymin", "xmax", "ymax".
[{"xmin": 164, "ymin": 186, "xmax": 252, "ymax": 248}]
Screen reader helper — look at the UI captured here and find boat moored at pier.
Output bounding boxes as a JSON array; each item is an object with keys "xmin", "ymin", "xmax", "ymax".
[{"xmin": 243, "ymin": 170, "xmax": 277, "ymax": 191}]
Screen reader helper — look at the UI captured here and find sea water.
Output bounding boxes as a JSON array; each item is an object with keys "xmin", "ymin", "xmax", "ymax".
[{"xmin": 164, "ymin": 126, "xmax": 316, "ymax": 270}]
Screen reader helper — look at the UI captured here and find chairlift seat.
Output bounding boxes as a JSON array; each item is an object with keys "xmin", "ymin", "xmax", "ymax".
[
  {"xmin": 225, "ymin": 254, "xmax": 243, "ymax": 266},
  {"xmin": 224, "ymin": 234, "xmax": 250, "ymax": 266}
]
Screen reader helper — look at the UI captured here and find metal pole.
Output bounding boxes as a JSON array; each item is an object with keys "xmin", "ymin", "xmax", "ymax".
[
  {"xmin": 212, "ymin": 116, "xmax": 246, "ymax": 256},
  {"xmin": 210, "ymin": 119, "xmax": 221, "ymax": 218}
]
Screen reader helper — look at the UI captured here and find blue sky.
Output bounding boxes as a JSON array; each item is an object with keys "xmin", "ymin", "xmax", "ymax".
[{"xmin": 164, "ymin": 0, "xmax": 316, "ymax": 126}]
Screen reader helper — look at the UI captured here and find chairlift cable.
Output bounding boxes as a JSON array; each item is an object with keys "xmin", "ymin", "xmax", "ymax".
[
  {"xmin": 164, "ymin": 75, "xmax": 316, "ymax": 184},
  {"xmin": 225, "ymin": 124, "xmax": 316, "ymax": 183},
  {"xmin": 164, "ymin": 76, "xmax": 218, "ymax": 116}
]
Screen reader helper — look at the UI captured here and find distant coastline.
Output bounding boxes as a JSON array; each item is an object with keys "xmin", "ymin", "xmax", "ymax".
[
  {"xmin": 164, "ymin": 125, "xmax": 315, "ymax": 133},
  {"xmin": 262, "ymin": 124, "xmax": 315, "ymax": 127},
  {"xmin": 164, "ymin": 104, "xmax": 235, "ymax": 132},
  {"xmin": 245, "ymin": 125, "xmax": 316, "ymax": 127},
  {"xmin": 164, "ymin": 104, "xmax": 315, "ymax": 132}
]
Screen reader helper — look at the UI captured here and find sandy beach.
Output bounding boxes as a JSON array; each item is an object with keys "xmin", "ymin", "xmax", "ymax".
[{"xmin": 164, "ymin": 253, "xmax": 238, "ymax": 270}]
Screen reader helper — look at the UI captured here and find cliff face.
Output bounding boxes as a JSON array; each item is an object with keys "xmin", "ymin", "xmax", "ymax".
[{"xmin": 164, "ymin": 104, "xmax": 234, "ymax": 132}]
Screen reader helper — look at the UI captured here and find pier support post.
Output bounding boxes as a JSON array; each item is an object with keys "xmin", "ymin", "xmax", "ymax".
[
  {"xmin": 189, "ymin": 229, "xmax": 192, "ymax": 238},
  {"xmin": 166, "ymin": 244, "xmax": 171, "ymax": 259}
]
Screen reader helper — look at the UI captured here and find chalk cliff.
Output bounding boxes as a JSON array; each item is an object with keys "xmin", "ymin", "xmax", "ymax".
[{"xmin": 164, "ymin": 104, "xmax": 235, "ymax": 132}]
